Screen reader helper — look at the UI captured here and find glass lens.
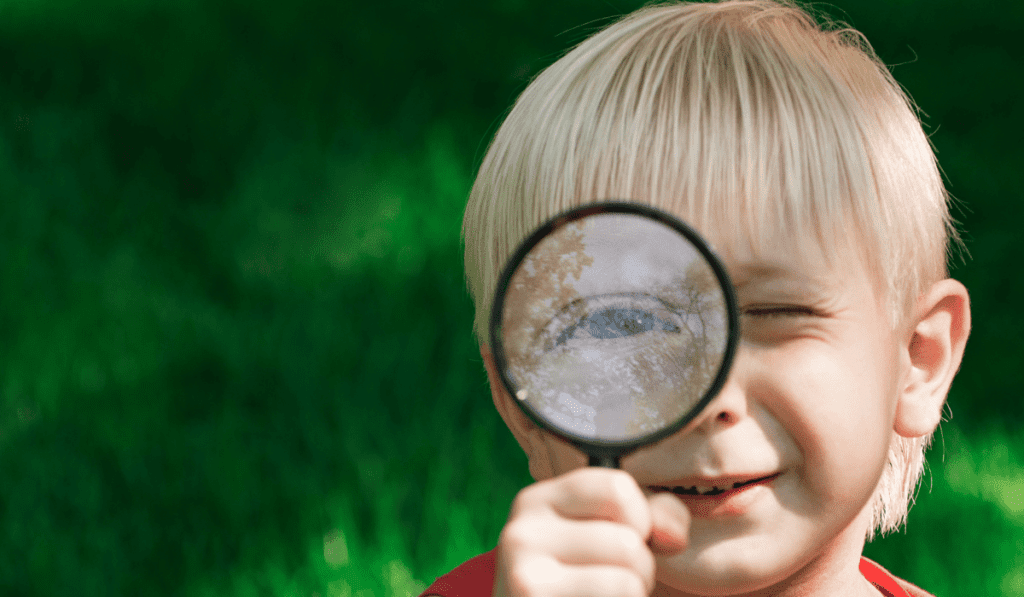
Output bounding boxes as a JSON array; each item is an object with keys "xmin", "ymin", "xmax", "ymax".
[{"xmin": 497, "ymin": 212, "xmax": 729, "ymax": 443}]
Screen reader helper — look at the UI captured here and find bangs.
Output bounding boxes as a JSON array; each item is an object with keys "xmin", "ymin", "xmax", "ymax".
[
  {"xmin": 568, "ymin": 7, "xmax": 875, "ymax": 276},
  {"xmin": 469, "ymin": 1, "xmax": 894, "ymax": 340}
]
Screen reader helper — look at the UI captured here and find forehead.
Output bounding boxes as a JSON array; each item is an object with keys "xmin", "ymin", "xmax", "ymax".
[
  {"xmin": 728, "ymin": 260, "xmax": 841, "ymax": 304},
  {"xmin": 641, "ymin": 200, "xmax": 875, "ymax": 296}
]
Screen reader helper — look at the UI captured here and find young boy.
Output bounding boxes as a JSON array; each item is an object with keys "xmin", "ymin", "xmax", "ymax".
[{"xmin": 421, "ymin": 0, "xmax": 970, "ymax": 595}]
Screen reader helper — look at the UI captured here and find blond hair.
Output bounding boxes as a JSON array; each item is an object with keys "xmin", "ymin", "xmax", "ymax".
[{"xmin": 461, "ymin": 0, "xmax": 966, "ymax": 542}]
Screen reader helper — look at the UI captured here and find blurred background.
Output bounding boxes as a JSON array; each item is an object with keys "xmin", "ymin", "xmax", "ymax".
[{"xmin": 0, "ymin": 0, "xmax": 1020, "ymax": 595}]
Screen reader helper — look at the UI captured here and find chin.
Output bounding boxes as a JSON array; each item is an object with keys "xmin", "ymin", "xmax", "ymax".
[{"xmin": 655, "ymin": 553, "xmax": 797, "ymax": 597}]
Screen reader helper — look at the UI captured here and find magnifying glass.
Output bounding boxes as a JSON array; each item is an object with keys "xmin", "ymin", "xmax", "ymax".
[{"xmin": 489, "ymin": 202, "xmax": 740, "ymax": 468}]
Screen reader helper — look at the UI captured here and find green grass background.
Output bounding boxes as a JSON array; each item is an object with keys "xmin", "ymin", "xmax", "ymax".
[{"xmin": 0, "ymin": 0, "xmax": 1020, "ymax": 595}]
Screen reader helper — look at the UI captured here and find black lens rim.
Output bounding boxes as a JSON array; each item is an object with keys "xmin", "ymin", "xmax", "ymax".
[{"xmin": 488, "ymin": 201, "xmax": 740, "ymax": 456}]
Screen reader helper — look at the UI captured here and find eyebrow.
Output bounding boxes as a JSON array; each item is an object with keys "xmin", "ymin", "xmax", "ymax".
[
  {"xmin": 730, "ymin": 262, "xmax": 798, "ymax": 283},
  {"xmin": 729, "ymin": 262, "xmax": 833, "ymax": 294}
]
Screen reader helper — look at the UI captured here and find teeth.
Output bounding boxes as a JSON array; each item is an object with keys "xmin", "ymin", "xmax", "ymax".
[
  {"xmin": 657, "ymin": 480, "xmax": 754, "ymax": 496},
  {"xmin": 668, "ymin": 485, "xmax": 729, "ymax": 495}
]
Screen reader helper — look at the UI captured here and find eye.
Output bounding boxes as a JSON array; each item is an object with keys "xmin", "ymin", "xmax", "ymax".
[
  {"xmin": 539, "ymin": 293, "xmax": 686, "ymax": 351},
  {"xmin": 564, "ymin": 306, "xmax": 679, "ymax": 340},
  {"xmin": 743, "ymin": 306, "xmax": 816, "ymax": 318}
]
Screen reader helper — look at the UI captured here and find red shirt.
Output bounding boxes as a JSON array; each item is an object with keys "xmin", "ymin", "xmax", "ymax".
[{"xmin": 419, "ymin": 549, "xmax": 936, "ymax": 597}]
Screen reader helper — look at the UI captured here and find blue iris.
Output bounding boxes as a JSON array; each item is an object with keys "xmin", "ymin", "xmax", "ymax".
[{"xmin": 555, "ymin": 307, "xmax": 681, "ymax": 347}]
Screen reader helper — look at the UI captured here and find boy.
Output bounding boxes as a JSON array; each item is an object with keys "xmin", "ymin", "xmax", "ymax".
[{"xmin": 421, "ymin": 0, "xmax": 970, "ymax": 595}]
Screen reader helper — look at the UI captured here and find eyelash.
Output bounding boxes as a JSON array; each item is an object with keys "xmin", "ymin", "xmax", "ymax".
[{"xmin": 743, "ymin": 306, "xmax": 816, "ymax": 318}]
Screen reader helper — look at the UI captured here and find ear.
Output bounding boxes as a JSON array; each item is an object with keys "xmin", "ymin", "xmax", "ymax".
[
  {"xmin": 894, "ymin": 278, "xmax": 971, "ymax": 438},
  {"xmin": 480, "ymin": 345, "xmax": 562, "ymax": 480}
]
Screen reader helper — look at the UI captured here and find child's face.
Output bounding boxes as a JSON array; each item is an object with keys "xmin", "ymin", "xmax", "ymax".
[
  {"xmin": 634, "ymin": 235, "xmax": 902, "ymax": 594},
  {"xmin": 483, "ymin": 216, "xmax": 964, "ymax": 594}
]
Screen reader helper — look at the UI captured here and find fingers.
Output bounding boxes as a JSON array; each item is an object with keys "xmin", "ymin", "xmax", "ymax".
[
  {"xmin": 502, "ymin": 516, "xmax": 657, "ymax": 592},
  {"xmin": 532, "ymin": 468, "xmax": 654, "ymax": 538},
  {"xmin": 496, "ymin": 467, "xmax": 692, "ymax": 597},
  {"xmin": 646, "ymin": 492, "xmax": 690, "ymax": 555},
  {"xmin": 504, "ymin": 556, "xmax": 652, "ymax": 597}
]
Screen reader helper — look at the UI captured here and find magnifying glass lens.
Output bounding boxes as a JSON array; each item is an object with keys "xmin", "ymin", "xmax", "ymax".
[{"xmin": 492, "ymin": 205, "xmax": 737, "ymax": 460}]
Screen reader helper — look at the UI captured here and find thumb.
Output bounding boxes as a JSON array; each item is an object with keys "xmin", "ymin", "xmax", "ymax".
[{"xmin": 646, "ymin": 493, "xmax": 690, "ymax": 555}]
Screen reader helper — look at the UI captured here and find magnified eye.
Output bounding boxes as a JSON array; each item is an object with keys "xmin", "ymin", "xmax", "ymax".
[
  {"xmin": 539, "ymin": 293, "xmax": 684, "ymax": 351},
  {"xmin": 565, "ymin": 306, "xmax": 680, "ymax": 342}
]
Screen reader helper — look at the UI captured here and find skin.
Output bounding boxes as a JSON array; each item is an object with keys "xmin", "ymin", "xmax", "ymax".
[{"xmin": 481, "ymin": 230, "xmax": 971, "ymax": 596}]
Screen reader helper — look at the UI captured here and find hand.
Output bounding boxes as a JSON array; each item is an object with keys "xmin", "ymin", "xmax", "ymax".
[{"xmin": 493, "ymin": 467, "xmax": 690, "ymax": 597}]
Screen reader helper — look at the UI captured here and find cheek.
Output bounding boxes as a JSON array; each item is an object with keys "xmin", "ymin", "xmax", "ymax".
[
  {"xmin": 540, "ymin": 432, "xmax": 589, "ymax": 477},
  {"xmin": 778, "ymin": 344, "xmax": 892, "ymax": 503}
]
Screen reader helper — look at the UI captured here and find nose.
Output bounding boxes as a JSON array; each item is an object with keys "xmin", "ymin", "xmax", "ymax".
[{"xmin": 692, "ymin": 346, "xmax": 750, "ymax": 432}]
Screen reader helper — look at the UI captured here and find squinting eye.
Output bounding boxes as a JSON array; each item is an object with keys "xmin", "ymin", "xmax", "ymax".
[{"xmin": 743, "ymin": 306, "xmax": 815, "ymax": 318}]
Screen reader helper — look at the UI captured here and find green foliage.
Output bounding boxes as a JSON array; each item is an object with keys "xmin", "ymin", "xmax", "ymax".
[{"xmin": 0, "ymin": 0, "xmax": 1019, "ymax": 595}]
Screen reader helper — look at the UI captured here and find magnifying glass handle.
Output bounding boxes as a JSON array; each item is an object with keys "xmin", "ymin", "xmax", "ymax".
[{"xmin": 588, "ymin": 455, "xmax": 621, "ymax": 468}]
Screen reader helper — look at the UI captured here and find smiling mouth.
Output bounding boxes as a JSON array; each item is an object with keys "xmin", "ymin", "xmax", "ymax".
[{"xmin": 649, "ymin": 473, "xmax": 780, "ymax": 497}]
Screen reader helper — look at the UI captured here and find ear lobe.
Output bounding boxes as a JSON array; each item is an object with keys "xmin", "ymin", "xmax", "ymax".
[{"xmin": 894, "ymin": 279, "xmax": 971, "ymax": 438}]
